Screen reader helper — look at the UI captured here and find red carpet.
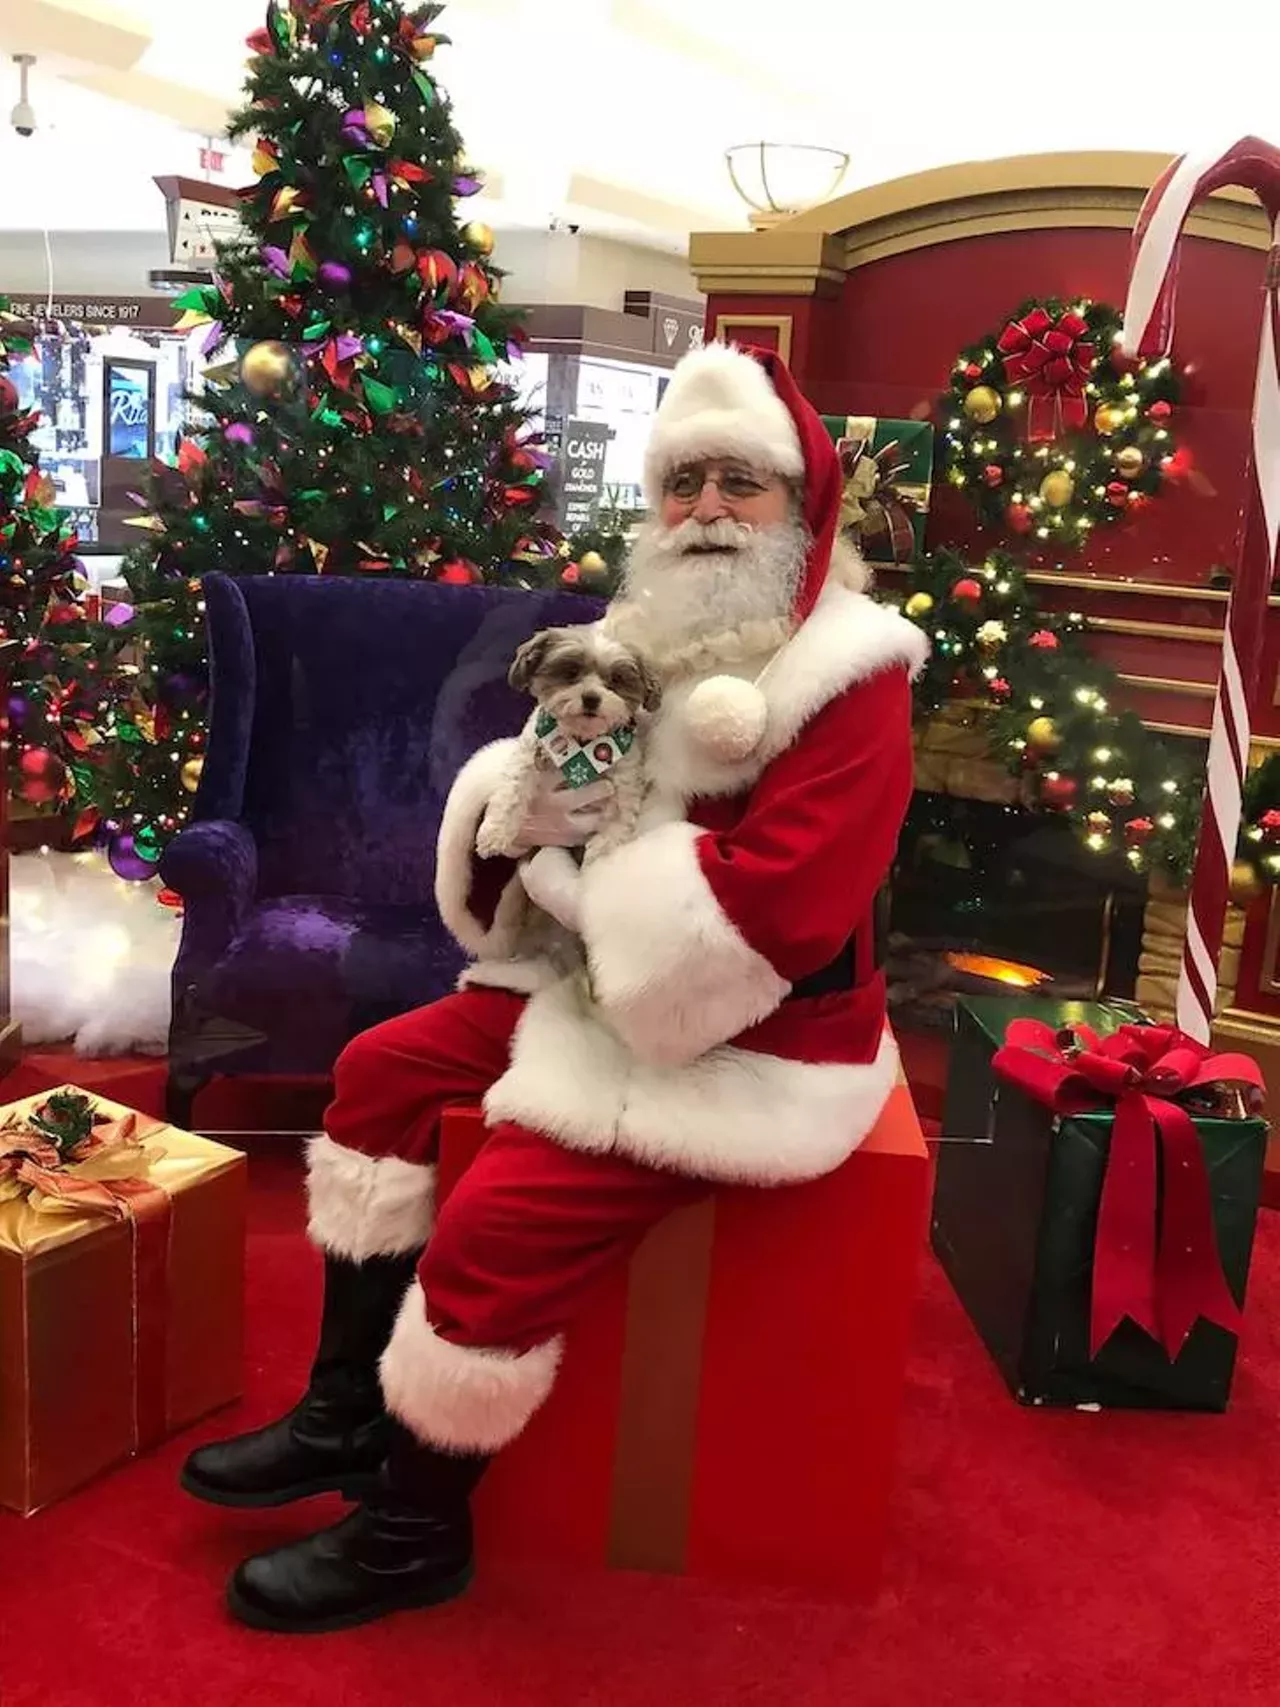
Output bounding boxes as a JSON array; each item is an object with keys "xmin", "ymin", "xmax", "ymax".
[{"xmin": 1, "ymin": 1080, "xmax": 1278, "ymax": 1705}]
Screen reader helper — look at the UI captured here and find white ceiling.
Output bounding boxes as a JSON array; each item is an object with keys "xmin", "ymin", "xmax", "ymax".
[{"xmin": 1, "ymin": 0, "xmax": 1279, "ymax": 246}]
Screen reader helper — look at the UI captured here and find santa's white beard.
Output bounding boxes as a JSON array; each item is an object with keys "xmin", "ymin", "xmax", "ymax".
[{"xmin": 613, "ymin": 517, "xmax": 806, "ymax": 659}]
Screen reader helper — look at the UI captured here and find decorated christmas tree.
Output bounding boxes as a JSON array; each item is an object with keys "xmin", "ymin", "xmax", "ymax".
[
  {"xmin": 0, "ymin": 304, "xmax": 120, "ymax": 841},
  {"xmin": 99, "ymin": 0, "xmax": 556, "ymax": 865}
]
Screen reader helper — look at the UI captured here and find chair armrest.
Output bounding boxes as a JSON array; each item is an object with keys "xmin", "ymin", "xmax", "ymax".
[{"xmin": 161, "ymin": 818, "xmax": 259, "ymax": 971}]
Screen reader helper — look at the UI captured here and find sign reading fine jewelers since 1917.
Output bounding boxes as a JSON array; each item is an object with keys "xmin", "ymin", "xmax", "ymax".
[{"xmin": 557, "ymin": 418, "xmax": 612, "ymax": 534}]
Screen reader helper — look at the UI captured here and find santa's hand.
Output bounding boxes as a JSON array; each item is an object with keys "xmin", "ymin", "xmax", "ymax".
[
  {"xmin": 509, "ymin": 776, "xmax": 612, "ymax": 854},
  {"xmin": 520, "ymin": 846, "xmax": 583, "ymax": 932}
]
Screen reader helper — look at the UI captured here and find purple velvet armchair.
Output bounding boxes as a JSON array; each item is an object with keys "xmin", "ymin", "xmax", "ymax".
[{"xmin": 160, "ymin": 574, "xmax": 600, "ymax": 1127}]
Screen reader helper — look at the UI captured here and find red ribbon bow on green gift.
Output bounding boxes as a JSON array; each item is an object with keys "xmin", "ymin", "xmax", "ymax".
[
  {"xmin": 996, "ymin": 308, "xmax": 1095, "ymax": 442},
  {"xmin": 992, "ymin": 1019, "xmax": 1263, "ymax": 1358}
]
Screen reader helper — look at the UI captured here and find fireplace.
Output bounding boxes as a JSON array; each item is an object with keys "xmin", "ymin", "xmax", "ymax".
[{"xmin": 887, "ymin": 792, "xmax": 1147, "ymax": 1029}]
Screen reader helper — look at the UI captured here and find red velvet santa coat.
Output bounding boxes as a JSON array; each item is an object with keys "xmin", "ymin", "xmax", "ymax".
[{"xmin": 434, "ymin": 578, "xmax": 926, "ymax": 1187}]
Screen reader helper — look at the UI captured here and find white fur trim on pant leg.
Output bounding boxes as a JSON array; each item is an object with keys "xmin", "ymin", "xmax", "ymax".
[
  {"xmin": 306, "ymin": 1135, "xmax": 436, "ymax": 1261},
  {"xmin": 579, "ymin": 820, "xmax": 790, "ymax": 1067},
  {"xmin": 379, "ymin": 1279, "xmax": 563, "ymax": 1453}
]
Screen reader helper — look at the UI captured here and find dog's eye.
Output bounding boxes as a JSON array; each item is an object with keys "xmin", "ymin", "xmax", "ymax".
[
  {"xmin": 543, "ymin": 656, "xmax": 582, "ymax": 683},
  {"xmin": 607, "ymin": 663, "xmax": 640, "ymax": 694}
]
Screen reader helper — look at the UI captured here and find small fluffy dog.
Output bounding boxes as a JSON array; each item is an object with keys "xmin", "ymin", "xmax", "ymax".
[{"xmin": 477, "ymin": 625, "xmax": 661, "ymax": 865}]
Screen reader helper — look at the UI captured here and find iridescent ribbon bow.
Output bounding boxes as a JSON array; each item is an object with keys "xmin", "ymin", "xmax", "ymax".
[
  {"xmin": 992, "ymin": 1020, "xmax": 1263, "ymax": 1357},
  {"xmin": 836, "ymin": 431, "xmax": 921, "ymax": 560}
]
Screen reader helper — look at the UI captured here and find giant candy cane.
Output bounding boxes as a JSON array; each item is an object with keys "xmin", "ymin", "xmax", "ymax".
[{"xmin": 1124, "ymin": 137, "xmax": 1280, "ymax": 1043}]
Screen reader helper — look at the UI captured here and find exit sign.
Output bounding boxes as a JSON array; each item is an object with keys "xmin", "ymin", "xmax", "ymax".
[{"xmin": 200, "ymin": 147, "xmax": 226, "ymax": 173}]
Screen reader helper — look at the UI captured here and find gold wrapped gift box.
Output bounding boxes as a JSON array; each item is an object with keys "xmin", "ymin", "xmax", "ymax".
[{"xmin": 0, "ymin": 1086, "xmax": 246, "ymax": 1515}]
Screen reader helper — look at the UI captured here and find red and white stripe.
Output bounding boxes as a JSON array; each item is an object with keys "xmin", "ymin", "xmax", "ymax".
[{"xmin": 1124, "ymin": 137, "xmax": 1280, "ymax": 1043}]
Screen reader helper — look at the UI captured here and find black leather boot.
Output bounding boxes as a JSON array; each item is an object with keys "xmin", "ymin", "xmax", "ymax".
[
  {"xmin": 225, "ymin": 1425, "xmax": 489, "ymax": 1634},
  {"xmin": 181, "ymin": 1251, "xmax": 419, "ymax": 1508}
]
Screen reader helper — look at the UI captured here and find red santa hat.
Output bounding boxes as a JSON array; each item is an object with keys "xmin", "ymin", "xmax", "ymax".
[{"xmin": 643, "ymin": 340, "xmax": 842, "ymax": 624}]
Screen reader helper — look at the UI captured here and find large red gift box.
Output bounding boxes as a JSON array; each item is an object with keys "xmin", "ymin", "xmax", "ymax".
[{"xmin": 439, "ymin": 1078, "xmax": 929, "ymax": 1595}]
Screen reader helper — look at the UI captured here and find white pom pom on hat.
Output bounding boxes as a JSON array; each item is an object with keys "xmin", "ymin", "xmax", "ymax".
[{"xmin": 643, "ymin": 342, "xmax": 805, "ymax": 508}]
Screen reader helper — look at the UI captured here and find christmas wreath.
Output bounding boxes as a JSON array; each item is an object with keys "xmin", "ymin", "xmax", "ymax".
[{"xmin": 940, "ymin": 298, "xmax": 1180, "ymax": 545}]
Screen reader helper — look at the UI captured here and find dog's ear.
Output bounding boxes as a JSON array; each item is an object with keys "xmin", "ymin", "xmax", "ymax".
[
  {"xmin": 509, "ymin": 631, "xmax": 553, "ymax": 693},
  {"xmin": 635, "ymin": 652, "xmax": 663, "ymax": 712}
]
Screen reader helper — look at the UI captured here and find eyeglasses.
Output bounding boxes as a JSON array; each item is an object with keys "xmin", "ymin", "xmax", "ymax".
[{"xmin": 662, "ymin": 463, "xmax": 774, "ymax": 505}]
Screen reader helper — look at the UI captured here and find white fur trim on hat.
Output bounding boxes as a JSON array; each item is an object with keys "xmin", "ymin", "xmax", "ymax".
[
  {"xmin": 644, "ymin": 342, "xmax": 804, "ymax": 505},
  {"xmin": 380, "ymin": 1279, "xmax": 563, "ymax": 1452}
]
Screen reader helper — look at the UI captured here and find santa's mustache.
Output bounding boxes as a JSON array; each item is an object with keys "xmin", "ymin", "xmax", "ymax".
[{"xmin": 658, "ymin": 517, "xmax": 755, "ymax": 556}]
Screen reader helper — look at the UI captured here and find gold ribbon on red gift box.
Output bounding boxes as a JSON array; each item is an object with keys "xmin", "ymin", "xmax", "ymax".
[
  {"xmin": 992, "ymin": 1021, "xmax": 1264, "ymax": 1358},
  {"xmin": 0, "ymin": 1094, "xmax": 177, "ymax": 1449},
  {"xmin": 0, "ymin": 1087, "xmax": 245, "ymax": 1512}
]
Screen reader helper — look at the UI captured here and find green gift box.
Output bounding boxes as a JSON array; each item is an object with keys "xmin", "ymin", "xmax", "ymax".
[
  {"xmin": 931, "ymin": 997, "xmax": 1268, "ymax": 1411},
  {"xmin": 821, "ymin": 415, "xmax": 933, "ymax": 564}
]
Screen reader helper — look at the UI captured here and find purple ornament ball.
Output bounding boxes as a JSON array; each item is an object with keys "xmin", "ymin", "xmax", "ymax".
[
  {"xmin": 108, "ymin": 833, "xmax": 157, "ymax": 883},
  {"xmin": 7, "ymin": 694, "xmax": 27, "ymax": 726},
  {"xmin": 319, "ymin": 261, "xmax": 353, "ymax": 291}
]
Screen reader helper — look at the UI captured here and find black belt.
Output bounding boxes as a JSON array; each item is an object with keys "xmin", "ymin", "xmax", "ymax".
[{"xmin": 785, "ymin": 885, "xmax": 890, "ymax": 1001}]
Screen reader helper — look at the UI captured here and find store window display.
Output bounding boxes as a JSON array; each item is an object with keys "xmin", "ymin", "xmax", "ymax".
[{"xmin": 8, "ymin": 322, "xmax": 198, "ymax": 548}]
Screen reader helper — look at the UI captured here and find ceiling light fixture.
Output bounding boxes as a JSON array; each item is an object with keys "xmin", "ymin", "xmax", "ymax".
[{"xmin": 725, "ymin": 142, "xmax": 849, "ymax": 229}]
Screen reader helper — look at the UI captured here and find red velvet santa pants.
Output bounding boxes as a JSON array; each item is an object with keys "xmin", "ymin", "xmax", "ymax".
[{"xmin": 323, "ymin": 987, "xmax": 707, "ymax": 1358}]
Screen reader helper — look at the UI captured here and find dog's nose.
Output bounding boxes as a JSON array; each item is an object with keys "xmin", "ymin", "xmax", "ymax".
[{"xmin": 581, "ymin": 691, "xmax": 601, "ymax": 713}]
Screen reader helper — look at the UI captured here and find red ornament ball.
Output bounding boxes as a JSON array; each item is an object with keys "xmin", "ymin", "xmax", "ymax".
[
  {"xmin": 1028, "ymin": 630, "xmax": 1059, "ymax": 651},
  {"xmin": 963, "ymin": 362, "xmax": 983, "ymax": 382},
  {"xmin": 951, "ymin": 577, "xmax": 983, "ymax": 605},
  {"xmin": 1106, "ymin": 481, "xmax": 1130, "ymax": 507},
  {"xmin": 18, "ymin": 746, "xmax": 68, "ymax": 805},
  {"xmin": 0, "ymin": 375, "xmax": 17, "ymax": 414},
  {"xmin": 1008, "ymin": 503, "xmax": 1033, "ymax": 535},
  {"xmin": 1040, "ymin": 774, "xmax": 1078, "ymax": 810},
  {"xmin": 982, "ymin": 464, "xmax": 1004, "ymax": 488},
  {"xmin": 561, "ymin": 563, "xmax": 582, "ymax": 585},
  {"xmin": 1147, "ymin": 399, "xmax": 1172, "ymax": 423},
  {"xmin": 989, "ymin": 677, "xmax": 1011, "ymax": 701},
  {"xmin": 438, "ymin": 560, "xmax": 477, "ymax": 585},
  {"xmin": 1259, "ymin": 808, "xmax": 1280, "ymax": 843},
  {"xmin": 1125, "ymin": 816, "xmax": 1155, "ymax": 845}
]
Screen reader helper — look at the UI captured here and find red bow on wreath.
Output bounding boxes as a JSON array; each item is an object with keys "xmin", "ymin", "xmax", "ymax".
[
  {"xmin": 996, "ymin": 307, "xmax": 1095, "ymax": 442},
  {"xmin": 992, "ymin": 1019, "xmax": 1263, "ymax": 1358}
]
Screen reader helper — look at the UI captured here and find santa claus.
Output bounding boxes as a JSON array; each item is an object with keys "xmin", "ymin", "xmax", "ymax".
[{"xmin": 183, "ymin": 342, "xmax": 927, "ymax": 1633}]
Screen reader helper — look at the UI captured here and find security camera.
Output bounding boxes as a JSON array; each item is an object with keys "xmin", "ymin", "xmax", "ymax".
[{"xmin": 11, "ymin": 54, "xmax": 36, "ymax": 138}]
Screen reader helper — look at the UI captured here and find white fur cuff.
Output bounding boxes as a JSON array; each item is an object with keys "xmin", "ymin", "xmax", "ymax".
[
  {"xmin": 306, "ymin": 1135, "xmax": 436, "ymax": 1261},
  {"xmin": 579, "ymin": 820, "xmax": 790, "ymax": 1066},
  {"xmin": 520, "ymin": 846, "xmax": 583, "ymax": 931},
  {"xmin": 379, "ymin": 1278, "xmax": 563, "ymax": 1452}
]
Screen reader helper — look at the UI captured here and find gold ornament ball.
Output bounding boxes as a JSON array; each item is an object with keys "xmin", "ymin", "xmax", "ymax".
[
  {"xmin": 904, "ymin": 591, "xmax": 935, "ymax": 619},
  {"xmin": 241, "ymin": 340, "xmax": 294, "ymax": 398},
  {"xmin": 1039, "ymin": 470, "xmax": 1075, "ymax": 508},
  {"xmin": 963, "ymin": 385, "xmax": 1002, "ymax": 425},
  {"xmin": 1115, "ymin": 445, "xmax": 1147, "ymax": 479},
  {"xmin": 578, "ymin": 550, "xmax": 608, "ymax": 578},
  {"xmin": 1026, "ymin": 715, "xmax": 1061, "ymax": 754},
  {"xmin": 1094, "ymin": 403, "xmax": 1126, "ymax": 436},
  {"xmin": 181, "ymin": 756, "xmax": 205, "ymax": 795},
  {"xmin": 1230, "ymin": 859, "xmax": 1265, "ymax": 908},
  {"xmin": 462, "ymin": 220, "xmax": 495, "ymax": 257}
]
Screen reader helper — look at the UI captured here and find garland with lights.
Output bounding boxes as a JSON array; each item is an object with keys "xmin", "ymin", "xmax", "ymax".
[
  {"xmin": 900, "ymin": 548, "xmax": 1201, "ymax": 879},
  {"xmin": 896, "ymin": 547, "xmax": 1280, "ymax": 900},
  {"xmin": 940, "ymin": 297, "xmax": 1180, "ymax": 544}
]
